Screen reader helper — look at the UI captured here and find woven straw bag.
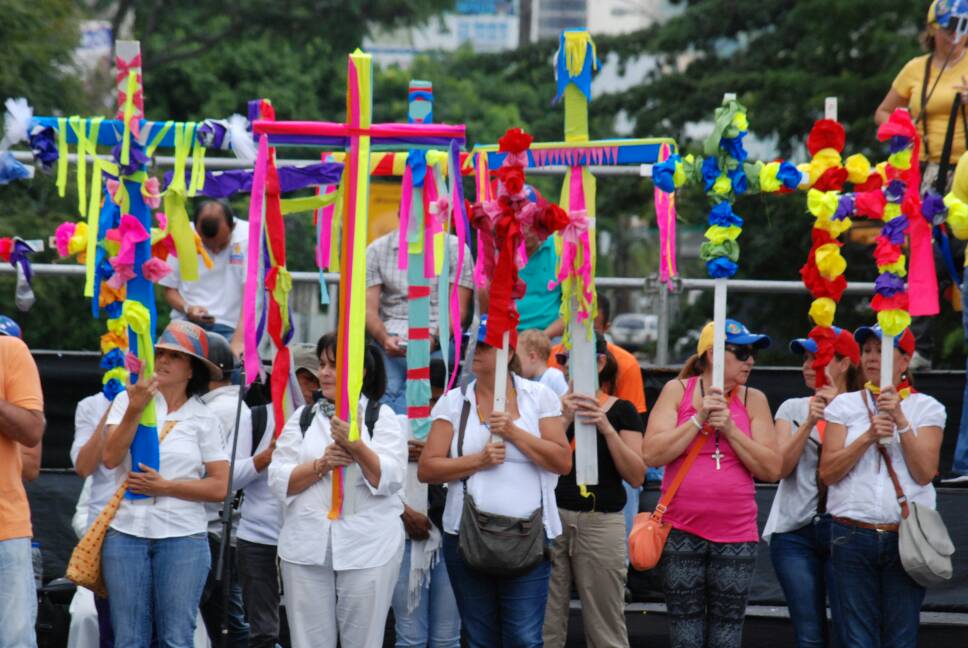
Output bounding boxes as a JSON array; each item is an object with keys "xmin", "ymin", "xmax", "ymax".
[{"xmin": 66, "ymin": 422, "xmax": 175, "ymax": 597}]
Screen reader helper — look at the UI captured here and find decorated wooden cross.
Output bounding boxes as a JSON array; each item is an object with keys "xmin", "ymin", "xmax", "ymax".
[
  {"xmin": 470, "ymin": 29, "xmax": 676, "ymax": 486},
  {"xmin": 251, "ymin": 49, "xmax": 466, "ymax": 519}
]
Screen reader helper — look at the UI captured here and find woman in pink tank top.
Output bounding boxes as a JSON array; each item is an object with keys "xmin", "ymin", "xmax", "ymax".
[{"xmin": 642, "ymin": 319, "xmax": 780, "ymax": 648}]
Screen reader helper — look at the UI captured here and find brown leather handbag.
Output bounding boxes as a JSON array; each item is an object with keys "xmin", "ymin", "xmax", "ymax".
[{"xmin": 629, "ymin": 431, "xmax": 706, "ymax": 571}]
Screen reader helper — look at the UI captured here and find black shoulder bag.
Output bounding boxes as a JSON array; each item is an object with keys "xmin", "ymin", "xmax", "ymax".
[{"xmin": 455, "ymin": 385, "xmax": 545, "ymax": 577}]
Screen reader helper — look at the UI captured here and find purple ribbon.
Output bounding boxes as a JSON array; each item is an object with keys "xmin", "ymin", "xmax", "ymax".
[
  {"xmin": 196, "ymin": 120, "xmax": 230, "ymax": 150},
  {"xmin": 112, "ymin": 142, "xmax": 150, "ymax": 176},
  {"xmin": 8, "ymin": 239, "xmax": 34, "ymax": 283},
  {"xmin": 162, "ymin": 162, "xmax": 343, "ymax": 199}
]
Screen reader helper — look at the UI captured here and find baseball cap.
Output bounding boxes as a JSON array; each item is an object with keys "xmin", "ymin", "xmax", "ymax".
[
  {"xmin": 0, "ymin": 315, "xmax": 22, "ymax": 339},
  {"xmin": 790, "ymin": 326, "xmax": 861, "ymax": 365},
  {"xmin": 697, "ymin": 318, "xmax": 771, "ymax": 356},
  {"xmin": 291, "ymin": 343, "xmax": 320, "ymax": 375},
  {"xmin": 853, "ymin": 324, "xmax": 916, "ymax": 356}
]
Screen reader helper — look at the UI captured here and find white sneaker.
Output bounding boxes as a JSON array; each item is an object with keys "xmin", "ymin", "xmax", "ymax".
[{"xmin": 909, "ymin": 351, "xmax": 932, "ymax": 371}]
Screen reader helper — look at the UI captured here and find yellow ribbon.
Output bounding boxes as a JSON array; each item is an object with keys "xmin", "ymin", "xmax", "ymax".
[
  {"xmin": 563, "ymin": 30, "xmax": 596, "ymax": 78},
  {"xmin": 56, "ymin": 118, "xmax": 68, "ymax": 198},
  {"xmin": 120, "ymin": 70, "xmax": 137, "ymax": 166},
  {"xmin": 865, "ymin": 381, "xmax": 913, "ymax": 400},
  {"xmin": 121, "ymin": 300, "xmax": 156, "ymax": 426},
  {"xmin": 280, "ymin": 193, "xmax": 338, "ymax": 215},
  {"xmin": 271, "ymin": 268, "xmax": 294, "ymax": 336}
]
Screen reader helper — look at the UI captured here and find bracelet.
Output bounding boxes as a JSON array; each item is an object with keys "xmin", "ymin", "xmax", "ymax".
[
  {"xmin": 689, "ymin": 415, "xmax": 703, "ymax": 430},
  {"xmin": 897, "ymin": 424, "xmax": 912, "ymax": 435},
  {"xmin": 313, "ymin": 458, "xmax": 325, "ymax": 480}
]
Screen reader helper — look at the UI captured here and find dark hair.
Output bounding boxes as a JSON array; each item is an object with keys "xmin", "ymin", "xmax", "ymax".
[
  {"xmin": 920, "ymin": 29, "xmax": 936, "ymax": 52},
  {"xmin": 678, "ymin": 352, "xmax": 707, "ymax": 379},
  {"xmin": 596, "ymin": 290, "xmax": 611, "ymax": 326},
  {"xmin": 315, "ymin": 333, "xmax": 387, "ymax": 401},
  {"xmin": 186, "ymin": 356, "xmax": 212, "ymax": 397},
  {"xmin": 599, "ymin": 349, "xmax": 619, "ymax": 393},
  {"xmin": 429, "ymin": 357, "xmax": 447, "ymax": 391},
  {"xmin": 836, "ymin": 353, "xmax": 865, "ymax": 392},
  {"xmin": 193, "ymin": 199, "xmax": 235, "ymax": 229}
]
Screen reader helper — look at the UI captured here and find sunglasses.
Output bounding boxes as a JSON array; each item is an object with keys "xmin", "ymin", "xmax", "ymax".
[{"xmin": 726, "ymin": 345, "xmax": 757, "ymax": 362}]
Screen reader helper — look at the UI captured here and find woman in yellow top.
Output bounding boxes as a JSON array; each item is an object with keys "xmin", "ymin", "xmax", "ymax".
[{"xmin": 876, "ymin": 0, "xmax": 968, "ymax": 191}]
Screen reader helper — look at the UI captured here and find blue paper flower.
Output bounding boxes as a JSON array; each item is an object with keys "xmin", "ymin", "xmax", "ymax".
[
  {"xmin": 408, "ymin": 149, "xmax": 428, "ymax": 188},
  {"xmin": 777, "ymin": 161, "xmax": 802, "ymax": 189},
  {"xmin": 0, "ymin": 152, "xmax": 31, "ymax": 185},
  {"xmin": 100, "ymin": 348, "xmax": 126, "ymax": 370},
  {"xmin": 720, "ymin": 133, "xmax": 748, "ymax": 163},
  {"xmin": 875, "ymin": 272, "xmax": 905, "ymax": 297},
  {"xmin": 701, "ymin": 156, "xmax": 721, "ymax": 192},
  {"xmin": 105, "ymin": 301, "xmax": 123, "ymax": 320},
  {"xmin": 729, "ymin": 167, "xmax": 747, "ymax": 196},
  {"xmin": 881, "ymin": 216, "xmax": 908, "ymax": 245},
  {"xmin": 708, "ymin": 201, "xmax": 744, "ymax": 228},
  {"xmin": 103, "ymin": 378, "xmax": 125, "ymax": 401},
  {"xmin": 706, "ymin": 256, "xmax": 738, "ymax": 278},
  {"xmin": 885, "ymin": 179, "xmax": 907, "ymax": 203},
  {"xmin": 921, "ymin": 191, "xmax": 947, "ymax": 224},
  {"xmin": 834, "ymin": 194, "xmax": 855, "ymax": 221},
  {"xmin": 888, "ymin": 136, "xmax": 911, "ymax": 154},
  {"xmin": 28, "ymin": 126, "xmax": 58, "ymax": 172},
  {"xmin": 652, "ymin": 155, "xmax": 680, "ymax": 193}
]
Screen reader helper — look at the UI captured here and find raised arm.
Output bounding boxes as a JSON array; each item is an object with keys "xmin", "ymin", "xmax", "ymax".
[{"xmin": 103, "ymin": 380, "xmax": 157, "ymax": 469}]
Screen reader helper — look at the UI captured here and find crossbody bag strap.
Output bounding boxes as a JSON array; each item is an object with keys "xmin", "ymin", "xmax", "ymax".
[
  {"xmin": 920, "ymin": 54, "xmax": 934, "ymax": 163},
  {"xmin": 653, "ymin": 429, "xmax": 707, "ymax": 520},
  {"xmin": 861, "ymin": 391, "xmax": 911, "ymax": 519},
  {"xmin": 936, "ymin": 94, "xmax": 963, "ymax": 193},
  {"xmin": 456, "ymin": 396, "xmax": 472, "ymax": 494}
]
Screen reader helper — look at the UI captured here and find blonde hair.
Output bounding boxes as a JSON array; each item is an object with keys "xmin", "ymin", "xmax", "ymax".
[{"xmin": 517, "ymin": 329, "xmax": 552, "ymax": 361}]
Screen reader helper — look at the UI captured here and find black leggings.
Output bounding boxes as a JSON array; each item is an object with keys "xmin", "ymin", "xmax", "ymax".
[{"xmin": 659, "ymin": 528, "xmax": 758, "ymax": 648}]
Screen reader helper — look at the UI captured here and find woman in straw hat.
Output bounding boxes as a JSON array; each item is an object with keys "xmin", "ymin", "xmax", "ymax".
[{"xmin": 101, "ymin": 320, "xmax": 229, "ymax": 648}]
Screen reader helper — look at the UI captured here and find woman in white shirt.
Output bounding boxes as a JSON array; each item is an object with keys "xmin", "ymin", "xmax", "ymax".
[
  {"xmin": 267, "ymin": 333, "xmax": 406, "ymax": 648},
  {"xmin": 101, "ymin": 320, "xmax": 230, "ymax": 648},
  {"xmin": 763, "ymin": 327, "xmax": 861, "ymax": 648},
  {"xmin": 418, "ymin": 318, "xmax": 571, "ymax": 647},
  {"xmin": 819, "ymin": 325, "xmax": 945, "ymax": 648}
]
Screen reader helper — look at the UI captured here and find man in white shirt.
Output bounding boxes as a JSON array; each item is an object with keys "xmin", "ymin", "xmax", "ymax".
[{"xmin": 160, "ymin": 200, "xmax": 247, "ymax": 356}]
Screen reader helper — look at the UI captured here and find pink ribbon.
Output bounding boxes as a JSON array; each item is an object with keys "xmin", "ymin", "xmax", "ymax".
[
  {"xmin": 447, "ymin": 144, "xmax": 466, "ymax": 390},
  {"xmin": 142, "ymin": 177, "xmax": 161, "ymax": 209},
  {"xmin": 110, "ymin": 214, "xmax": 149, "ymax": 265},
  {"xmin": 125, "ymin": 352, "xmax": 143, "ymax": 374},
  {"xmin": 655, "ymin": 144, "xmax": 678, "ymax": 285},
  {"xmin": 315, "ymin": 154, "xmax": 338, "ymax": 271},
  {"xmin": 114, "ymin": 54, "xmax": 142, "ymax": 85},
  {"xmin": 244, "ymin": 135, "xmax": 269, "ymax": 386},
  {"xmin": 549, "ymin": 169, "xmax": 594, "ymax": 320},
  {"xmin": 398, "ymin": 164, "xmax": 414, "ymax": 271}
]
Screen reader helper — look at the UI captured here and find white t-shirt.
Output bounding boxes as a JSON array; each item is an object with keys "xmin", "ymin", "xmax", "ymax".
[
  {"xmin": 824, "ymin": 391, "xmax": 946, "ymax": 525},
  {"xmin": 432, "ymin": 376, "xmax": 563, "ymax": 539},
  {"xmin": 159, "ymin": 220, "xmax": 248, "ymax": 328},
  {"xmin": 70, "ymin": 392, "xmax": 122, "ymax": 531},
  {"xmin": 763, "ymin": 397, "xmax": 822, "ymax": 543},
  {"xmin": 537, "ymin": 367, "xmax": 568, "ymax": 397},
  {"xmin": 267, "ymin": 397, "xmax": 407, "ymax": 571},
  {"xmin": 106, "ymin": 391, "xmax": 229, "ymax": 539}
]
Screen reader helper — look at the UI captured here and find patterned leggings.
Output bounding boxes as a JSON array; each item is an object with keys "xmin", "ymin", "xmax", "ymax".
[{"xmin": 659, "ymin": 528, "xmax": 758, "ymax": 648}]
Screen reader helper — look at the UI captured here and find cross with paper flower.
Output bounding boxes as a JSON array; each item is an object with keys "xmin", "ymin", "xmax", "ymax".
[{"xmin": 470, "ymin": 127, "xmax": 569, "ymax": 413}]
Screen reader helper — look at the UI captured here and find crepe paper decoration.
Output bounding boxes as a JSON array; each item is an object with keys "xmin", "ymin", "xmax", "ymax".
[
  {"xmin": 553, "ymin": 29, "xmax": 598, "ymax": 105},
  {"xmin": 250, "ymin": 51, "xmax": 466, "ymax": 519},
  {"xmin": 0, "ymin": 151, "xmax": 33, "ymax": 185},
  {"xmin": 0, "ymin": 237, "xmax": 36, "ymax": 311},
  {"xmin": 162, "ymin": 161, "xmax": 343, "ymax": 200}
]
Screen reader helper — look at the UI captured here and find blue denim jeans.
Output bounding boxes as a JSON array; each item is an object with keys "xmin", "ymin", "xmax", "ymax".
[
  {"xmin": 391, "ymin": 539, "xmax": 461, "ymax": 647},
  {"xmin": 770, "ymin": 515, "xmax": 841, "ymax": 648},
  {"xmin": 379, "ymin": 344, "xmax": 409, "ymax": 414},
  {"xmin": 442, "ymin": 533, "xmax": 551, "ymax": 648},
  {"xmin": 0, "ymin": 537, "xmax": 37, "ymax": 648},
  {"xmin": 622, "ymin": 482, "xmax": 641, "ymax": 538},
  {"xmin": 954, "ymin": 265, "xmax": 968, "ymax": 474},
  {"xmin": 102, "ymin": 529, "xmax": 211, "ymax": 648},
  {"xmin": 829, "ymin": 521, "xmax": 925, "ymax": 648}
]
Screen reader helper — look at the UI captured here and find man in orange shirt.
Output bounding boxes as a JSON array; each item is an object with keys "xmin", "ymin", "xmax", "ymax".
[
  {"xmin": 0, "ymin": 316, "xmax": 45, "ymax": 648},
  {"xmin": 548, "ymin": 293, "xmax": 647, "ymax": 534}
]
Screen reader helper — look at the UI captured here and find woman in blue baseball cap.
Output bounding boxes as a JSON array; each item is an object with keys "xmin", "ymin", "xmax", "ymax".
[
  {"xmin": 100, "ymin": 320, "xmax": 229, "ymax": 647},
  {"xmin": 642, "ymin": 319, "xmax": 779, "ymax": 648},
  {"xmin": 820, "ymin": 325, "xmax": 946, "ymax": 647},
  {"xmin": 763, "ymin": 327, "xmax": 861, "ymax": 648}
]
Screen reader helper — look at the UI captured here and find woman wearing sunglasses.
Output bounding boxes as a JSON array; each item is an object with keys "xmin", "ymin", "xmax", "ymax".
[
  {"xmin": 542, "ymin": 332, "xmax": 645, "ymax": 648},
  {"xmin": 418, "ymin": 317, "xmax": 570, "ymax": 647},
  {"xmin": 763, "ymin": 328, "xmax": 862, "ymax": 648},
  {"xmin": 641, "ymin": 319, "xmax": 780, "ymax": 648},
  {"xmin": 819, "ymin": 325, "xmax": 945, "ymax": 647}
]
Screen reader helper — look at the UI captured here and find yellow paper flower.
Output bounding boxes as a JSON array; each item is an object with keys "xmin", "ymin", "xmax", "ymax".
[
  {"xmin": 876, "ymin": 161, "xmax": 889, "ymax": 182},
  {"xmin": 883, "ymin": 203, "xmax": 901, "ymax": 220},
  {"xmin": 809, "ymin": 148, "xmax": 842, "ymax": 185},
  {"xmin": 673, "ymin": 162, "xmax": 686, "ymax": 187},
  {"xmin": 877, "ymin": 309, "xmax": 912, "ymax": 337},
  {"xmin": 704, "ymin": 225, "xmax": 742, "ymax": 244},
  {"xmin": 713, "ymin": 174, "xmax": 732, "ymax": 195},
  {"xmin": 877, "ymin": 256, "xmax": 908, "ymax": 277},
  {"xmin": 732, "ymin": 112, "xmax": 749, "ymax": 131},
  {"xmin": 102, "ymin": 367, "xmax": 129, "ymax": 386},
  {"xmin": 759, "ymin": 162, "xmax": 782, "ymax": 193},
  {"xmin": 807, "ymin": 189, "xmax": 839, "ymax": 219},
  {"xmin": 888, "ymin": 149, "xmax": 913, "ymax": 171},
  {"xmin": 845, "ymin": 154, "xmax": 872, "ymax": 184},
  {"xmin": 809, "ymin": 297, "xmax": 836, "ymax": 327},
  {"xmin": 68, "ymin": 222, "xmax": 89, "ymax": 257},
  {"xmin": 944, "ymin": 193, "xmax": 968, "ymax": 239},
  {"xmin": 815, "ymin": 243, "xmax": 847, "ymax": 279}
]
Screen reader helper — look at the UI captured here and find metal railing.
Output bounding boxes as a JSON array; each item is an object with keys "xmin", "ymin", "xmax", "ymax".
[{"xmin": 2, "ymin": 264, "xmax": 876, "ymax": 363}]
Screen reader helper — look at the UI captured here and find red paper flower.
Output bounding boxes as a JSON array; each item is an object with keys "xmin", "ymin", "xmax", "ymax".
[
  {"xmin": 807, "ymin": 119, "xmax": 846, "ymax": 156},
  {"xmin": 854, "ymin": 190, "xmax": 887, "ymax": 220},
  {"xmin": 800, "ymin": 260, "xmax": 847, "ymax": 301},
  {"xmin": 813, "ymin": 167, "xmax": 848, "ymax": 192},
  {"xmin": 536, "ymin": 204, "xmax": 570, "ymax": 237},
  {"xmin": 871, "ymin": 292, "xmax": 909, "ymax": 312},
  {"xmin": 495, "ymin": 165, "xmax": 526, "ymax": 195},
  {"xmin": 808, "ymin": 325, "xmax": 837, "ymax": 387},
  {"xmin": 498, "ymin": 128, "xmax": 533, "ymax": 155},
  {"xmin": 873, "ymin": 237, "xmax": 901, "ymax": 266},
  {"xmin": 853, "ymin": 173, "xmax": 883, "ymax": 192}
]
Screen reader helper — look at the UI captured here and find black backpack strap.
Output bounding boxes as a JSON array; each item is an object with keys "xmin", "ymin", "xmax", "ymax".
[
  {"xmin": 250, "ymin": 404, "xmax": 268, "ymax": 455},
  {"xmin": 937, "ymin": 94, "xmax": 964, "ymax": 193},
  {"xmin": 299, "ymin": 404, "xmax": 315, "ymax": 437},
  {"xmin": 456, "ymin": 385, "xmax": 472, "ymax": 493},
  {"xmin": 364, "ymin": 398, "xmax": 380, "ymax": 439}
]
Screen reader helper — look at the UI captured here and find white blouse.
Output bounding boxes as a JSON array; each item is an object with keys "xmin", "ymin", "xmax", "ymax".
[
  {"xmin": 763, "ymin": 397, "xmax": 822, "ymax": 543},
  {"xmin": 824, "ymin": 391, "xmax": 946, "ymax": 525},
  {"xmin": 267, "ymin": 397, "xmax": 407, "ymax": 571},
  {"xmin": 431, "ymin": 376, "xmax": 563, "ymax": 539},
  {"xmin": 106, "ymin": 391, "xmax": 229, "ymax": 539}
]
